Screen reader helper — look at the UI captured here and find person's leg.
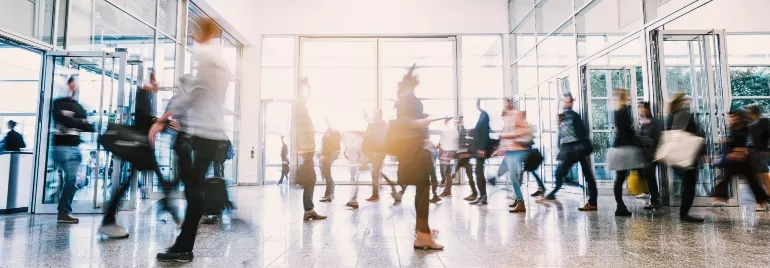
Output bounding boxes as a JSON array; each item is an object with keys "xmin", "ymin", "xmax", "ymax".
[
  {"xmin": 614, "ymin": 170, "xmax": 629, "ymax": 208},
  {"xmin": 300, "ymin": 153, "xmax": 316, "ymax": 212},
  {"xmin": 461, "ymin": 158, "xmax": 477, "ymax": 199},
  {"xmin": 678, "ymin": 168, "xmax": 701, "ymax": 221},
  {"xmin": 505, "ymin": 152, "xmax": 524, "ymax": 201},
  {"xmin": 532, "ymin": 171, "xmax": 545, "ymax": 191},
  {"xmin": 103, "ymin": 168, "xmax": 136, "ymax": 225},
  {"xmin": 165, "ymin": 138, "xmax": 214, "ymax": 256},
  {"xmin": 475, "ymin": 158, "xmax": 487, "ymax": 197},
  {"xmin": 371, "ymin": 156, "xmax": 382, "ymax": 198},
  {"xmin": 547, "ymin": 158, "xmax": 576, "ymax": 199},
  {"xmin": 713, "ymin": 165, "xmax": 733, "ymax": 200},
  {"xmin": 321, "ymin": 156, "xmax": 333, "ymax": 198},
  {"xmin": 56, "ymin": 147, "xmax": 82, "ymax": 219},
  {"xmin": 440, "ymin": 160, "xmax": 453, "ymax": 196},
  {"xmin": 213, "ymin": 161, "xmax": 225, "ymax": 177},
  {"xmin": 741, "ymin": 161, "xmax": 768, "ymax": 205},
  {"xmin": 429, "ymin": 161, "xmax": 439, "ymax": 198},
  {"xmin": 579, "ymin": 157, "xmax": 599, "ymax": 206},
  {"xmin": 644, "ymin": 163, "xmax": 661, "ymax": 206}
]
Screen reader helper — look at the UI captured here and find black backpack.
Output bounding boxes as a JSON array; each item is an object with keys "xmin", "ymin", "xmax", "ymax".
[
  {"xmin": 203, "ymin": 177, "xmax": 234, "ymax": 215},
  {"xmin": 98, "ymin": 124, "xmax": 158, "ymax": 171}
]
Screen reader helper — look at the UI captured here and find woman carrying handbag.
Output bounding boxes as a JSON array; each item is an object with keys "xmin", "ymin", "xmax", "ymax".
[{"xmin": 607, "ymin": 89, "xmax": 646, "ymax": 217}]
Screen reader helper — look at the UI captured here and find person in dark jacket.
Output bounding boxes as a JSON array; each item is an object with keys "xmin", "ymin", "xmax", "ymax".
[
  {"xmin": 53, "ymin": 76, "xmax": 96, "ymax": 224},
  {"xmin": 470, "ymin": 99, "xmax": 491, "ymax": 205},
  {"xmin": 454, "ymin": 117, "xmax": 476, "ymax": 201},
  {"xmin": 2, "ymin": 120, "xmax": 26, "ymax": 151},
  {"xmin": 539, "ymin": 94, "xmax": 598, "ymax": 212},
  {"xmin": 637, "ymin": 102, "xmax": 663, "ymax": 209},
  {"xmin": 611, "ymin": 89, "xmax": 637, "ymax": 217},
  {"xmin": 319, "ymin": 120, "xmax": 341, "ymax": 202},
  {"xmin": 361, "ymin": 109, "xmax": 399, "ymax": 201},
  {"xmin": 744, "ymin": 104, "xmax": 770, "ymax": 174},
  {"xmin": 277, "ymin": 136, "xmax": 289, "ymax": 185},
  {"xmin": 667, "ymin": 93, "xmax": 705, "ymax": 223},
  {"xmin": 712, "ymin": 109, "xmax": 767, "ymax": 209}
]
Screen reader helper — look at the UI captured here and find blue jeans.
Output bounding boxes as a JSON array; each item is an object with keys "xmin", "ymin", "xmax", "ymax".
[
  {"xmin": 54, "ymin": 146, "xmax": 82, "ymax": 214},
  {"xmin": 505, "ymin": 151, "xmax": 528, "ymax": 201}
]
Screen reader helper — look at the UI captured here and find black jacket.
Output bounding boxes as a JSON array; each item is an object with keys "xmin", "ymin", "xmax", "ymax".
[
  {"xmin": 474, "ymin": 110, "xmax": 492, "ymax": 153},
  {"xmin": 637, "ymin": 117, "xmax": 663, "ymax": 158},
  {"xmin": 2, "ymin": 130, "xmax": 25, "ymax": 151},
  {"xmin": 613, "ymin": 105, "xmax": 635, "ymax": 147},
  {"xmin": 747, "ymin": 118, "xmax": 770, "ymax": 152},
  {"xmin": 134, "ymin": 89, "xmax": 156, "ymax": 133},
  {"xmin": 52, "ymin": 97, "xmax": 95, "ymax": 146}
]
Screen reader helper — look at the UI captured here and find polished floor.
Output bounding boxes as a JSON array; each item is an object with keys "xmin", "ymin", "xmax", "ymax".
[{"xmin": 2, "ymin": 184, "xmax": 770, "ymax": 267}]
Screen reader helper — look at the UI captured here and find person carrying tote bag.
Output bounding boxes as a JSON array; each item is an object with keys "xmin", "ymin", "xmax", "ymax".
[
  {"xmin": 656, "ymin": 93, "xmax": 705, "ymax": 223},
  {"xmin": 607, "ymin": 89, "xmax": 645, "ymax": 217}
]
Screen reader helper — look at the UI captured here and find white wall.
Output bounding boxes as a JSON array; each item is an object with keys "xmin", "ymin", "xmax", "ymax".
[{"xmin": 194, "ymin": 0, "xmax": 508, "ymax": 184}]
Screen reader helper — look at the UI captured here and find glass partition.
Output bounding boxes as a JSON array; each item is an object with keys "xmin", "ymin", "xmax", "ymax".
[{"xmin": 0, "ymin": 38, "xmax": 43, "ymax": 149}]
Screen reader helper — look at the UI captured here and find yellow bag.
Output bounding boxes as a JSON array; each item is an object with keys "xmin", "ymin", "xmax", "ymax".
[{"xmin": 627, "ymin": 171, "xmax": 648, "ymax": 195}]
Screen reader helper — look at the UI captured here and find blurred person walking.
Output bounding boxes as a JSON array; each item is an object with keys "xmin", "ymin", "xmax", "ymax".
[
  {"xmin": 277, "ymin": 136, "xmax": 290, "ymax": 185},
  {"xmin": 319, "ymin": 119, "xmax": 341, "ymax": 202},
  {"xmin": 470, "ymin": 99, "xmax": 491, "ymax": 205},
  {"xmin": 539, "ymin": 94, "xmax": 598, "ymax": 212},
  {"xmin": 1, "ymin": 120, "xmax": 26, "ymax": 151},
  {"xmin": 52, "ymin": 77, "xmax": 95, "ymax": 224},
  {"xmin": 636, "ymin": 102, "xmax": 663, "ymax": 210},
  {"xmin": 497, "ymin": 99, "xmax": 533, "ymax": 213},
  {"xmin": 150, "ymin": 18, "xmax": 235, "ymax": 262},
  {"xmin": 294, "ymin": 78, "xmax": 327, "ymax": 221},
  {"xmin": 666, "ymin": 93, "xmax": 705, "ymax": 223},
  {"xmin": 607, "ymin": 89, "xmax": 644, "ymax": 217}
]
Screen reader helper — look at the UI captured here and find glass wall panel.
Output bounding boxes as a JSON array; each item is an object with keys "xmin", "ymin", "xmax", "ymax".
[
  {"xmin": 187, "ymin": 3, "xmax": 207, "ymax": 48},
  {"xmin": 576, "ymin": 0, "xmax": 642, "ymax": 60},
  {"xmin": 537, "ymin": 20, "xmax": 575, "ymax": 82},
  {"xmin": 156, "ymin": 34, "xmax": 176, "ymax": 87},
  {"xmin": 511, "ymin": 11, "xmax": 537, "ymax": 62},
  {"xmin": 261, "ymin": 37, "xmax": 295, "ymax": 100},
  {"xmin": 536, "ymin": 0, "xmax": 573, "ymax": 39},
  {"xmin": 644, "ymin": 0, "xmax": 697, "ymax": 23},
  {"xmin": 461, "ymin": 35, "xmax": 504, "ymax": 128},
  {"xmin": 0, "ymin": 38, "xmax": 42, "ymax": 149},
  {"xmin": 510, "ymin": 0, "xmax": 535, "ymax": 29},
  {"xmin": 0, "ymin": 0, "xmax": 56, "ymax": 44},
  {"xmin": 512, "ymin": 50, "xmax": 538, "ymax": 95},
  {"xmin": 108, "ymin": 0, "xmax": 157, "ymax": 26},
  {"xmin": 158, "ymin": 0, "xmax": 179, "ymax": 37},
  {"xmin": 66, "ymin": 0, "xmax": 155, "ymax": 60}
]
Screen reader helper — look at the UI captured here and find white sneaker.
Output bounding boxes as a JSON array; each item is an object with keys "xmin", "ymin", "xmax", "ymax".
[
  {"xmin": 635, "ymin": 193, "xmax": 650, "ymax": 199},
  {"xmin": 391, "ymin": 192, "xmax": 402, "ymax": 203},
  {"xmin": 98, "ymin": 223, "xmax": 129, "ymax": 239},
  {"xmin": 756, "ymin": 203, "xmax": 768, "ymax": 212},
  {"xmin": 711, "ymin": 199, "xmax": 728, "ymax": 207}
]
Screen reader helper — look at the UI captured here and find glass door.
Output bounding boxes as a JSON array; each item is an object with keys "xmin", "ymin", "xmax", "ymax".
[
  {"xmin": 261, "ymin": 100, "xmax": 293, "ymax": 185},
  {"xmin": 30, "ymin": 51, "xmax": 135, "ymax": 214},
  {"xmin": 583, "ymin": 66, "xmax": 643, "ymax": 182},
  {"xmin": 653, "ymin": 30, "xmax": 733, "ymax": 207}
]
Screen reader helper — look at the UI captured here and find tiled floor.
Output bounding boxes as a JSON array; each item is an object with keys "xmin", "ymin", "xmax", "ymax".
[{"xmin": 2, "ymin": 184, "xmax": 770, "ymax": 267}]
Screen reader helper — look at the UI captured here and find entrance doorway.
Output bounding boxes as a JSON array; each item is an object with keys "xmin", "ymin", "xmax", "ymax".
[
  {"xmin": 30, "ymin": 51, "xmax": 143, "ymax": 214},
  {"xmin": 651, "ymin": 30, "xmax": 734, "ymax": 207}
]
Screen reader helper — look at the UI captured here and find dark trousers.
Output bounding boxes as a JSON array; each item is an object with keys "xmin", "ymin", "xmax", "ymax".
[
  {"xmin": 675, "ymin": 167, "xmax": 697, "ymax": 217},
  {"xmin": 170, "ymin": 136, "xmax": 221, "ymax": 253},
  {"xmin": 103, "ymin": 162, "xmax": 164, "ymax": 225},
  {"xmin": 548, "ymin": 156, "xmax": 598, "ymax": 205},
  {"xmin": 213, "ymin": 161, "xmax": 225, "ymax": 177},
  {"xmin": 398, "ymin": 148, "xmax": 432, "ymax": 233},
  {"xmin": 429, "ymin": 161, "xmax": 439, "ymax": 196},
  {"xmin": 442, "ymin": 158, "xmax": 473, "ymax": 195},
  {"xmin": 299, "ymin": 152, "xmax": 316, "ymax": 211},
  {"xmin": 715, "ymin": 160, "xmax": 767, "ymax": 203},
  {"xmin": 439, "ymin": 163, "xmax": 451, "ymax": 185},
  {"xmin": 321, "ymin": 153, "xmax": 337, "ymax": 197},
  {"xmin": 614, "ymin": 170, "xmax": 637, "ymax": 208},
  {"xmin": 475, "ymin": 158, "xmax": 487, "ymax": 196},
  {"xmin": 643, "ymin": 163, "xmax": 661, "ymax": 205}
]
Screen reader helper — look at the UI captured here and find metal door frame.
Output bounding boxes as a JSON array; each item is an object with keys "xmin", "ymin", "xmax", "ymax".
[
  {"xmin": 30, "ymin": 51, "xmax": 132, "ymax": 214},
  {"xmin": 653, "ymin": 29, "xmax": 736, "ymax": 207}
]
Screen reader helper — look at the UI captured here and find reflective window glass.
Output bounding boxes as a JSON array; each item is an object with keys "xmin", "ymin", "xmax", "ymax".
[
  {"xmin": 0, "ymin": 0, "xmax": 56, "ymax": 44},
  {"xmin": 576, "ymin": 0, "xmax": 642, "ymax": 59},
  {"xmin": 108, "ymin": 0, "xmax": 157, "ymax": 26},
  {"xmin": 536, "ymin": 0, "xmax": 573, "ymax": 39},
  {"xmin": 158, "ymin": 0, "xmax": 179, "ymax": 37},
  {"xmin": 511, "ymin": 11, "xmax": 536, "ymax": 62},
  {"xmin": 537, "ymin": 20, "xmax": 575, "ymax": 82}
]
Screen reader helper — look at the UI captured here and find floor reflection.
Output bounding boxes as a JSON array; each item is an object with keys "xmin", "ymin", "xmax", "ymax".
[{"xmin": 2, "ymin": 185, "xmax": 770, "ymax": 267}]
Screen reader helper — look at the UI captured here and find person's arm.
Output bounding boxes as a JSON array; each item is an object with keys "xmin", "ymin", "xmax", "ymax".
[
  {"xmin": 52, "ymin": 100, "xmax": 93, "ymax": 130},
  {"xmin": 572, "ymin": 111, "xmax": 590, "ymax": 141}
]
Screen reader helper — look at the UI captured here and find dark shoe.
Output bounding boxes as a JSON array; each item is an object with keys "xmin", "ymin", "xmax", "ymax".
[
  {"xmin": 201, "ymin": 215, "xmax": 219, "ymax": 224},
  {"xmin": 345, "ymin": 201, "xmax": 359, "ymax": 209},
  {"xmin": 578, "ymin": 204, "xmax": 598, "ymax": 211},
  {"xmin": 464, "ymin": 194, "xmax": 478, "ymax": 201},
  {"xmin": 470, "ymin": 196, "xmax": 487, "ymax": 205},
  {"xmin": 644, "ymin": 203, "xmax": 661, "ymax": 210},
  {"xmin": 303, "ymin": 210, "xmax": 327, "ymax": 220},
  {"xmin": 615, "ymin": 207, "xmax": 632, "ymax": 217},
  {"xmin": 487, "ymin": 177, "xmax": 497, "ymax": 186},
  {"xmin": 509, "ymin": 200, "xmax": 526, "ymax": 213},
  {"xmin": 156, "ymin": 251, "xmax": 194, "ymax": 263},
  {"xmin": 391, "ymin": 192, "xmax": 403, "ymax": 203},
  {"xmin": 429, "ymin": 196, "xmax": 441, "ymax": 203},
  {"xmin": 680, "ymin": 215, "xmax": 705, "ymax": 223},
  {"xmin": 536, "ymin": 196, "xmax": 556, "ymax": 204},
  {"xmin": 57, "ymin": 213, "xmax": 79, "ymax": 224},
  {"xmin": 530, "ymin": 190, "xmax": 544, "ymax": 197}
]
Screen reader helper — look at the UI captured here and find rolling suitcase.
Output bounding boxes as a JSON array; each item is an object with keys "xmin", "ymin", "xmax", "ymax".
[{"xmin": 203, "ymin": 177, "xmax": 233, "ymax": 216}]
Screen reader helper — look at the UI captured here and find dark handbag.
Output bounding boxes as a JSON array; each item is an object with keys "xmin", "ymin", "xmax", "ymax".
[
  {"xmin": 98, "ymin": 124, "xmax": 157, "ymax": 171},
  {"xmin": 203, "ymin": 177, "xmax": 233, "ymax": 215},
  {"xmin": 524, "ymin": 149, "xmax": 544, "ymax": 171}
]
